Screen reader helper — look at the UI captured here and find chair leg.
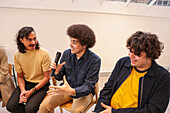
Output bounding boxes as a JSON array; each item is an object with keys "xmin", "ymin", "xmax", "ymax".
[
  {"xmin": 12, "ymin": 64, "xmax": 18, "ymax": 87},
  {"xmin": 60, "ymin": 107, "xmax": 63, "ymax": 113}
]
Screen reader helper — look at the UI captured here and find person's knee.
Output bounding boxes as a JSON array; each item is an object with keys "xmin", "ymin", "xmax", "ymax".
[
  {"xmin": 25, "ymin": 104, "xmax": 39, "ymax": 113},
  {"xmin": 6, "ymin": 103, "xmax": 12, "ymax": 112},
  {"xmin": 6, "ymin": 101, "xmax": 15, "ymax": 112},
  {"xmin": 39, "ymin": 102, "xmax": 47, "ymax": 110},
  {"xmin": 39, "ymin": 101, "xmax": 53, "ymax": 113},
  {"xmin": 71, "ymin": 106, "xmax": 85, "ymax": 113},
  {"xmin": 39, "ymin": 95, "xmax": 61, "ymax": 112}
]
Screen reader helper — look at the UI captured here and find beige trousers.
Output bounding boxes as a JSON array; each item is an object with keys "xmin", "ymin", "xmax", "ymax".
[{"xmin": 39, "ymin": 94, "xmax": 93, "ymax": 113}]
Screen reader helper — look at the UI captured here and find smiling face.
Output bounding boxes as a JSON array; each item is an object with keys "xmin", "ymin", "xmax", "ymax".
[
  {"xmin": 128, "ymin": 49, "xmax": 152, "ymax": 71},
  {"xmin": 70, "ymin": 37, "xmax": 87, "ymax": 58},
  {"xmin": 19, "ymin": 31, "xmax": 37, "ymax": 51}
]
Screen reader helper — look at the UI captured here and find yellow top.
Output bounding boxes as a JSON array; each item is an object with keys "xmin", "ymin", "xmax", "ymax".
[
  {"xmin": 14, "ymin": 48, "xmax": 51, "ymax": 83},
  {"xmin": 110, "ymin": 67, "xmax": 147, "ymax": 109}
]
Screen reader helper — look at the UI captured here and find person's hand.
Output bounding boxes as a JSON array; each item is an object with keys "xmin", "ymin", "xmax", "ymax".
[
  {"xmin": 47, "ymin": 76, "xmax": 75, "ymax": 96},
  {"xmin": 24, "ymin": 90, "xmax": 33, "ymax": 100},
  {"xmin": 100, "ymin": 102, "xmax": 112, "ymax": 113},
  {"xmin": 19, "ymin": 90, "xmax": 27, "ymax": 103},
  {"xmin": 51, "ymin": 62, "xmax": 65, "ymax": 74},
  {"xmin": 19, "ymin": 90, "xmax": 33, "ymax": 104}
]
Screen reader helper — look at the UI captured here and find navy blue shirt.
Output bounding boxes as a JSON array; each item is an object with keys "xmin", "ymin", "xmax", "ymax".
[{"xmin": 53, "ymin": 49, "xmax": 101, "ymax": 98}]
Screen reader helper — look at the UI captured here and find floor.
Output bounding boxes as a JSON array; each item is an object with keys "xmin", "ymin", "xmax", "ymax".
[{"xmin": 1, "ymin": 73, "xmax": 170, "ymax": 113}]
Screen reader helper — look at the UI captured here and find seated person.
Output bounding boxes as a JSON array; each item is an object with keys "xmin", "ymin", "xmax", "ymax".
[
  {"xmin": 39, "ymin": 24, "xmax": 101, "ymax": 113},
  {"xmin": 93, "ymin": 31, "xmax": 170, "ymax": 113},
  {"xmin": 0, "ymin": 44, "xmax": 15, "ymax": 107},
  {"xmin": 6, "ymin": 26, "xmax": 51, "ymax": 113}
]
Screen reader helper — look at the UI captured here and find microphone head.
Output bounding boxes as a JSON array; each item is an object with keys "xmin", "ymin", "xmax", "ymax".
[
  {"xmin": 56, "ymin": 52, "xmax": 61, "ymax": 57},
  {"xmin": 51, "ymin": 52, "xmax": 62, "ymax": 76},
  {"xmin": 54, "ymin": 52, "xmax": 61, "ymax": 62}
]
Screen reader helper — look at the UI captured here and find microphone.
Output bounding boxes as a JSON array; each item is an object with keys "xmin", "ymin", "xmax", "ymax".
[{"xmin": 50, "ymin": 52, "xmax": 62, "ymax": 76}]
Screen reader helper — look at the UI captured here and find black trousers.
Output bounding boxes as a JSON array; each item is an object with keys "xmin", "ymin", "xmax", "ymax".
[{"xmin": 6, "ymin": 80, "xmax": 50, "ymax": 113}]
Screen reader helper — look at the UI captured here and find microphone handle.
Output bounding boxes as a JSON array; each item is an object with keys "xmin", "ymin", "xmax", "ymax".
[
  {"xmin": 51, "ymin": 69, "xmax": 56, "ymax": 77},
  {"xmin": 50, "ymin": 52, "xmax": 61, "ymax": 76}
]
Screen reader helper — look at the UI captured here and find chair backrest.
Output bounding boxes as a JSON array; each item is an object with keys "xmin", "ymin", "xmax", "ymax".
[
  {"xmin": 8, "ymin": 63, "xmax": 13, "ymax": 76},
  {"xmin": 94, "ymin": 81, "xmax": 99, "ymax": 104},
  {"xmin": 52, "ymin": 77, "xmax": 57, "ymax": 86},
  {"xmin": 8, "ymin": 63, "xmax": 18, "ymax": 87}
]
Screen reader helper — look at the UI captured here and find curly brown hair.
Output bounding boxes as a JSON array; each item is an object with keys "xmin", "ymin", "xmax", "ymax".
[
  {"xmin": 67, "ymin": 24, "xmax": 96, "ymax": 49},
  {"xmin": 126, "ymin": 31, "xmax": 164, "ymax": 60}
]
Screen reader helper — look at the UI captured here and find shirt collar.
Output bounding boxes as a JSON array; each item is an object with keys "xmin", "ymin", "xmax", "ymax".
[
  {"xmin": 125, "ymin": 57, "xmax": 157, "ymax": 77},
  {"xmin": 70, "ymin": 49, "xmax": 89, "ymax": 60},
  {"xmin": 80, "ymin": 49, "xmax": 88, "ymax": 60},
  {"xmin": 145, "ymin": 60, "xmax": 157, "ymax": 77}
]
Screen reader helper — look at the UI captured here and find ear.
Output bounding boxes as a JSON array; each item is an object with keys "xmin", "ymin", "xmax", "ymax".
[
  {"xmin": 19, "ymin": 38, "xmax": 24, "ymax": 43},
  {"xmin": 147, "ymin": 57, "xmax": 152, "ymax": 61},
  {"xmin": 83, "ymin": 45, "xmax": 87, "ymax": 49}
]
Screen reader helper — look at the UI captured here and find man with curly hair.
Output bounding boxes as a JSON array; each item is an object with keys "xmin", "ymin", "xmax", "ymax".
[
  {"xmin": 6, "ymin": 26, "xmax": 51, "ymax": 113},
  {"xmin": 93, "ymin": 31, "xmax": 170, "ymax": 113},
  {"xmin": 39, "ymin": 24, "xmax": 101, "ymax": 113}
]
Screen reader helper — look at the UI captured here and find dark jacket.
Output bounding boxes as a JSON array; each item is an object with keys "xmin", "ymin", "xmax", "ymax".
[
  {"xmin": 53, "ymin": 49, "xmax": 101, "ymax": 98},
  {"xmin": 94, "ymin": 57, "xmax": 170, "ymax": 113}
]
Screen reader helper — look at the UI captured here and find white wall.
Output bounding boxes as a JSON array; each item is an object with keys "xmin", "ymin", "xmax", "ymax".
[{"xmin": 0, "ymin": 0, "xmax": 170, "ymax": 71}]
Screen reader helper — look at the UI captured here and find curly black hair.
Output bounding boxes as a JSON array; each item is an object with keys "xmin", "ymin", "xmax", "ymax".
[
  {"xmin": 16, "ymin": 26, "xmax": 40, "ymax": 53},
  {"xmin": 126, "ymin": 31, "xmax": 164, "ymax": 60},
  {"xmin": 67, "ymin": 24, "xmax": 96, "ymax": 49}
]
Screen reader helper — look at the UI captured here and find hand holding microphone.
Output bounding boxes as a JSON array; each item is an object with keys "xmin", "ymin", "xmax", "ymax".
[
  {"xmin": 50, "ymin": 52, "xmax": 61, "ymax": 76},
  {"xmin": 51, "ymin": 52, "xmax": 65, "ymax": 76}
]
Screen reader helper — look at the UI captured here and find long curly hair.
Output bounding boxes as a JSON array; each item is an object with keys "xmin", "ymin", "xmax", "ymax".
[
  {"xmin": 16, "ymin": 26, "xmax": 40, "ymax": 53},
  {"xmin": 126, "ymin": 31, "xmax": 164, "ymax": 60},
  {"xmin": 67, "ymin": 24, "xmax": 96, "ymax": 49}
]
